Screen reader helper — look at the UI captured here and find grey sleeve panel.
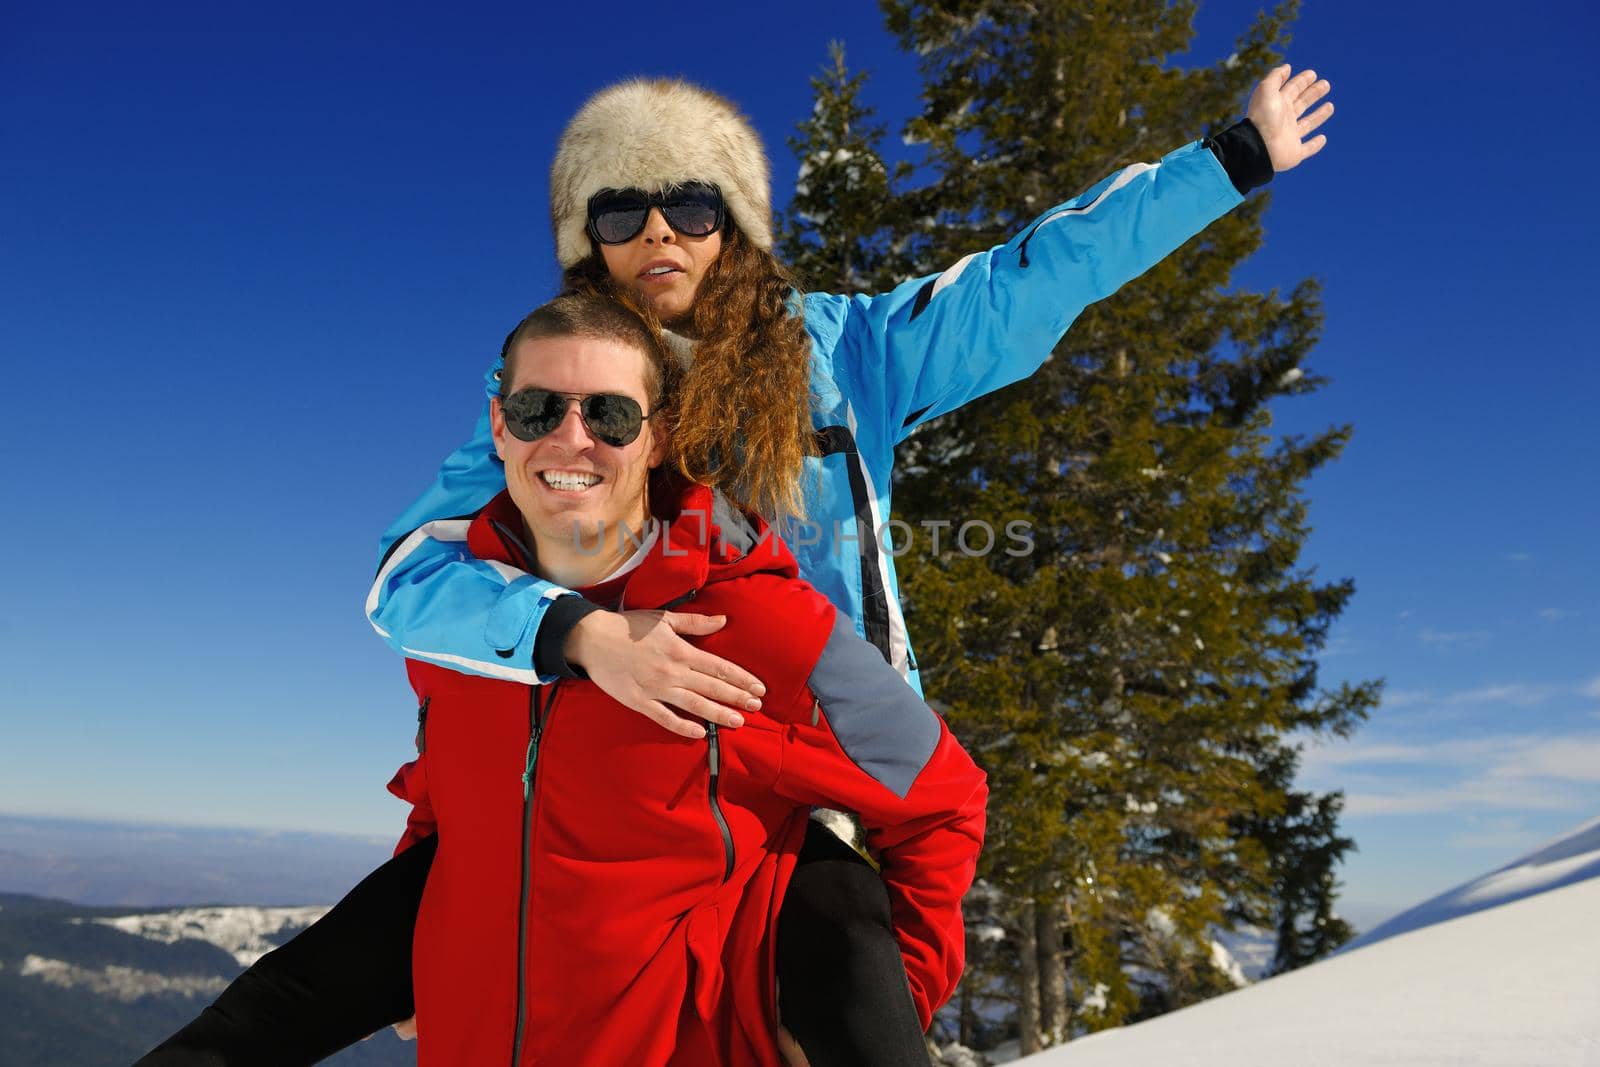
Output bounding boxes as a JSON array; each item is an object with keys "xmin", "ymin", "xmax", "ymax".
[{"xmin": 808, "ymin": 611, "xmax": 942, "ymax": 799}]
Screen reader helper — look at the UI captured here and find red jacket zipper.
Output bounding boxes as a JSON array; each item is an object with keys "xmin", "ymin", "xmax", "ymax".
[{"xmin": 511, "ymin": 681, "xmax": 557, "ymax": 1066}]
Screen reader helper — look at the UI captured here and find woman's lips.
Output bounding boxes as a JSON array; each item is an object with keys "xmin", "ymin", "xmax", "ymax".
[{"xmin": 638, "ymin": 260, "xmax": 685, "ymax": 283}]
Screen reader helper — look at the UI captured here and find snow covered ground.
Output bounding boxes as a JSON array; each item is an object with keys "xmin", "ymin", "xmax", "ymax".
[
  {"xmin": 1344, "ymin": 815, "xmax": 1600, "ymax": 952},
  {"xmin": 1006, "ymin": 816, "xmax": 1600, "ymax": 1066}
]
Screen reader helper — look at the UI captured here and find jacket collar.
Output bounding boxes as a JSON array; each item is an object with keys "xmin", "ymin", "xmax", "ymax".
[{"xmin": 466, "ymin": 480, "xmax": 799, "ymax": 609}]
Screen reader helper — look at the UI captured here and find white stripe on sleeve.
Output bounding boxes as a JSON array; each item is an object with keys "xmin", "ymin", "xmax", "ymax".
[
  {"xmin": 1031, "ymin": 161, "xmax": 1157, "ymax": 232},
  {"xmin": 364, "ymin": 519, "xmax": 475, "ymax": 622}
]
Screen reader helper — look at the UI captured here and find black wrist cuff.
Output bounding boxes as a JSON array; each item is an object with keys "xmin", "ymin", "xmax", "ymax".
[
  {"xmin": 533, "ymin": 595, "xmax": 604, "ymax": 681},
  {"xmin": 1206, "ymin": 118, "xmax": 1274, "ymax": 195}
]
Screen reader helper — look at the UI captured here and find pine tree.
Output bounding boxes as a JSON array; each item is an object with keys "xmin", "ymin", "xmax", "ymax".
[
  {"xmin": 873, "ymin": 0, "xmax": 1377, "ymax": 1049},
  {"xmin": 778, "ymin": 2, "xmax": 1377, "ymax": 1054},
  {"xmin": 780, "ymin": 40, "xmax": 914, "ymax": 295},
  {"xmin": 1237, "ymin": 745, "xmax": 1359, "ymax": 975}
]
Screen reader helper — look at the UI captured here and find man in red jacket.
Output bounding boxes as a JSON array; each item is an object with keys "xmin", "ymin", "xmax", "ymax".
[{"xmin": 386, "ymin": 291, "xmax": 987, "ymax": 1066}]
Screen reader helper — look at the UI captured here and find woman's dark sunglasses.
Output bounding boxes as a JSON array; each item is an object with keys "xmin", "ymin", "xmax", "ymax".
[
  {"xmin": 500, "ymin": 388, "xmax": 653, "ymax": 447},
  {"xmin": 585, "ymin": 182, "xmax": 725, "ymax": 245}
]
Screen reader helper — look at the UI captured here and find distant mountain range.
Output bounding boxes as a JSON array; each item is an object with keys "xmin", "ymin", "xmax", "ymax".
[
  {"xmin": 0, "ymin": 814, "xmax": 397, "ymax": 908},
  {"xmin": 0, "ymin": 815, "xmax": 410, "ymax": 1065},
  {"xmin": 0, "ymin": 892, "xmax": 413, "ymax": 1066}
]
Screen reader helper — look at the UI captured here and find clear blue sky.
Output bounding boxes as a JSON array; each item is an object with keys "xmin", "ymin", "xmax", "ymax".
[{"xmin": 3, "ymin": 1, "xmax": 1597, "ymax": 927}]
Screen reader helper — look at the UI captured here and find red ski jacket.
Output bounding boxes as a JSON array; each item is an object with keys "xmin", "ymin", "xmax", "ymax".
[{"xmin": 386, "ymin": 483, "xmax": 987, "ymax": 1067}]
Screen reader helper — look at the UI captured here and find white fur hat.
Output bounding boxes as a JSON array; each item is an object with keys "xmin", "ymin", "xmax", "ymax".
[{"xmin": 550, "ymin": 78, "xmax": 773, "ymax": 268}]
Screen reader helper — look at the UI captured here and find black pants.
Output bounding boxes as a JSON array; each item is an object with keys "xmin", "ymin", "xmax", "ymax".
[{"xmin": 137, "ymin": 821, "xmax": 928, "ymax": 1066}]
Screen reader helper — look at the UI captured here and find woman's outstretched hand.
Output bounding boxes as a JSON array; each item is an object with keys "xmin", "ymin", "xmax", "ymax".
[
  {"xmin": 565, "ymin": 609, "xmax": 766, "ymax": 738},
  {"xmin": 1248, "ymin": 64, "xmax": 1334, "ymax": 172}
]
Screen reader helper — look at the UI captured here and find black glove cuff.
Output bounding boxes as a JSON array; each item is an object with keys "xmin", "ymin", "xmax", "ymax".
[
  {"xmin": 1206, "ymin": 118, "xmax": 1274, "ymax": 195},
  {"xmin": 533, "ymin": 595, "xmax": 605, "ymax": 681}
]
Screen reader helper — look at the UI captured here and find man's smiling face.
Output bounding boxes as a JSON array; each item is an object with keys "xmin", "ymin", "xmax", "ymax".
[{"xmin": 491, "ymin": 334, "xmax": 666, "ymax": 555}]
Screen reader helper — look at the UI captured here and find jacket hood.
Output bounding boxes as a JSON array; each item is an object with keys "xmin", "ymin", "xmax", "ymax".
[{"xmin": 467, "ymin": 479, "xmax": 797, "ymax": 610}]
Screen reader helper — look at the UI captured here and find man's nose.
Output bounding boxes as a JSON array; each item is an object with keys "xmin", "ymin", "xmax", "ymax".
[
  {"xmin": 545, "ymin": 401, "xmax": 593, "ymax": 449},
  {"xmin": 642, "ymin": 206, "xmax": 675, "ymax": 245}
]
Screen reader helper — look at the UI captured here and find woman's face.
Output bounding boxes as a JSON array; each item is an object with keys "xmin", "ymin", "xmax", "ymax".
[{"xmin": 599, "ymin": 207, "xmax": 723, "ymax": 328}]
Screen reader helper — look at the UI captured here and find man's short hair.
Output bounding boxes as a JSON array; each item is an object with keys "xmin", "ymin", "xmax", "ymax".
[{"xmin": 499, "ymin": 291, "xmax": 675, "ymax": 408}]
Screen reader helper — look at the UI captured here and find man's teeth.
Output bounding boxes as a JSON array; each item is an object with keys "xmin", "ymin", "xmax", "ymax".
[{"xmin": 541, "ymin": 471, "xmax": 601, "ymax": 490}]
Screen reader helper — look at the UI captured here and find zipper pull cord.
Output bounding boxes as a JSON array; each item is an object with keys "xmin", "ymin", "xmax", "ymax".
[
  {"xmin": 522, "ymin": 688, "xmax": 545, "ymax": 797},
  {"xmin": 706, "ymin": 722, "xmax": 720, "ymax": 777}
]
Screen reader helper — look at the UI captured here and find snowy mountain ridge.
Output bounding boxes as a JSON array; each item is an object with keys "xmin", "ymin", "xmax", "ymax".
[
  {"xmin": 87, "ymin": 905, "xmax": 330, "ymax": 966},
  {"xmin": 15, "ymin": 954, "xmax": 230, "ymax": 1003},
  {"xmin": 0, "ymin": 893, "xmax": 410, "ymax": 1065}
]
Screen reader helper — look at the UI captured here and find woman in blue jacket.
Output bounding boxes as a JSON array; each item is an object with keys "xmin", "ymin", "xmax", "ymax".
[
  {"xmin": 370, "ymin": 68, "xmax": 1328, "ymax": 716},
  {"xmin": 147, "ymin": 69, "xmax": 1332, "ymax": 1066}
]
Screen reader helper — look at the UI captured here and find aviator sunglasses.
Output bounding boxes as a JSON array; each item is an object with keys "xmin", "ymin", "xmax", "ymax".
[
  {"xmin": 585, "ymin": 182, "xmax": 725, "ymax": 245},
  {"xmin": 500, "ymin": 388, "xmax": 654, "ymax": 447}
]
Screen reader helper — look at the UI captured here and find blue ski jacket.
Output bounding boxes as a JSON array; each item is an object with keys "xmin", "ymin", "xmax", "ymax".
[{"xmin": 367, "ymin": 136, "xmax": 1250, "ymax": 694}]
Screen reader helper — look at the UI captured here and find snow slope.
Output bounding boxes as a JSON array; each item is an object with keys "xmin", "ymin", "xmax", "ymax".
[{"xmin": 1013, "ymin": 817, "xmax": 1600, "ymax": 1067}]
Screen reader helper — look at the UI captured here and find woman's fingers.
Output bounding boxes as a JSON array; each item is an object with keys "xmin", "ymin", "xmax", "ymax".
[
  {"xmin": 1297, "ymin": 77, "xmax": 1331, "ymax": 113},
  {"xmin": 1247, "ymin": 62, "xmax": 1334, "ymax": 172},
  {"xmin": 679, "ymin": 669, "xmax": 760, "ymax": 717},
  {"xmin": 663, "ymin": 612, "xmax": 767, "ymax": 701},
  {"xmin": 667, "ymin": 688, "xmax": 750, "ymax": 729},
  {"xmin": 641, "ymin": 698, "xmax": 708, "ymax": 740},
  {"xmin": 683, "ymin": 650, "xmax": 765, "ymax": 707},
  {"xmin": 1299, "ymin": 100, "xmax": 1334, "ymax": 136},
  {"xmin": 581, "ymin": 608, "xmax": 767, "ymax": 735},
  {"xmin": 661, "ymin": 610, "xmax": 729, "ymax": 636}
]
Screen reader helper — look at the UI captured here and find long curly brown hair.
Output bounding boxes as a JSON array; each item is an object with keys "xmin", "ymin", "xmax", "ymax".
[{"xmin": 563, "ymin": 225, "xmax": 816, "ymax": 520}]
